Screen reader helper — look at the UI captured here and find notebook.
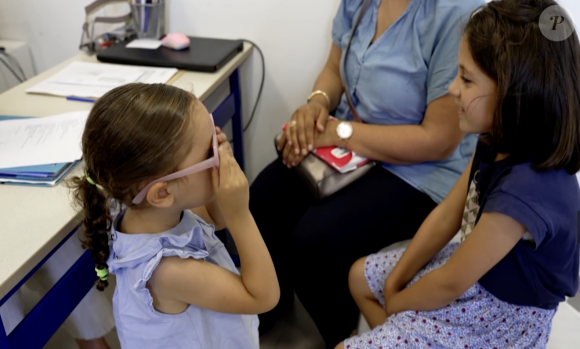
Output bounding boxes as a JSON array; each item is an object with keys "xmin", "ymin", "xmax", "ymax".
[
  {"xmin": 96, "ymin": 36, "xmax": 244, "ymax": 72},
  {"xmin": 311, "ymin": 147, "xmax": 370, "ymax": 174}
]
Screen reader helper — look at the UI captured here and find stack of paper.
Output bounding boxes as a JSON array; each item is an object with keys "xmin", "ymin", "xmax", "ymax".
[
  {"xmin": 0, "ymin": 111, "xmax": 89, "ymax": 186},
  {"xmin": 26, "ymin": 61, "xmax": 178, "ymax": 99}
]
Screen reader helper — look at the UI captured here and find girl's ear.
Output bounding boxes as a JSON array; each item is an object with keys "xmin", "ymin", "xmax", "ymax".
[{"xmin": 146, "ymin": 182, "xmax": 175, "ymax": 208}]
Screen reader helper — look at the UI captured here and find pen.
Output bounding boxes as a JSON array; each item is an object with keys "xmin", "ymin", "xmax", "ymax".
[
  {"xmin": 144, "ymin": 0, "xmax": 150, "ymax": 33},
  {"xmin": 66, "ymin": 96, "xmax": 96, "ymax": 103}
]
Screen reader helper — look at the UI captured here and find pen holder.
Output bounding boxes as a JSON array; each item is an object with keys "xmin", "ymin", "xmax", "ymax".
[{"xmin": 130, "ymin": 0, "xmax": 166, "ymax": 39}]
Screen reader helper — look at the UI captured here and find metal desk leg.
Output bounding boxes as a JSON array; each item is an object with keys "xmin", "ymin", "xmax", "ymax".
[
  {"xmin": 229, "ymin": 68, "xmax": 245, "ymax": 172},
  {"xmin": 6, "ymin": 249, "xmax": 96, "ymax": 349},
  {"xmin": 0, "ymin": 316, "xmax": 9, "ymax": 349}
]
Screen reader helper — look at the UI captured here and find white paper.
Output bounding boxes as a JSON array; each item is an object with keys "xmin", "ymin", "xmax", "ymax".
[
  {"xmin": 126, "ymin": 39, "xmax": 163, "ymax": 50},
  {"xmin": 55, "ymin": 68, "xmax": 144, "ymax": 88},
  {"xmin": 26, "ymin": 61, "xmax": 178, "ymax": 98},
  {"xmin": 0, "ymin": 111, "xmax": 89, "ymax": 168}
]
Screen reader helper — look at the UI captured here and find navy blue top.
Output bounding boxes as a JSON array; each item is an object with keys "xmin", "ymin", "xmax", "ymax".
[{"xmin": 470, "ymin": 141, "xmax": 580, "ymax": 309}]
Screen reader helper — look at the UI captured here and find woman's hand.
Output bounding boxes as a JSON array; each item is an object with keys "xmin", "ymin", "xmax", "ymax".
[
  {"xmin": 280, "ymin": 134, "xmax": 307, "ymax": 168},
  {"xmin": 278, "ymin": 101, "xmax": 330, "ymax": 157},
  {"xmin": 280, "ymin": 119, "xmax": 339, "ymax": 168}
]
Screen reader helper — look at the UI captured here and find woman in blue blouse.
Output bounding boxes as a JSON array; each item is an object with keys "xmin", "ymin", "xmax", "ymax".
[{"xmin": 249, "ymin": 0, "xmax": 484, "ymax": 345}]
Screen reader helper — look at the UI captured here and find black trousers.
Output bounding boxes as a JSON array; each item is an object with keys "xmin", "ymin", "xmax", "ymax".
[{"xmin": 249, "ymin": 159, "xmax": 437, "ymax": 347}]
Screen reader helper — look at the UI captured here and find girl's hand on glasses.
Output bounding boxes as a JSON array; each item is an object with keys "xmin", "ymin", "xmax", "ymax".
[
  {"xmin": 215, "ymin": 127, "xmax": 233, "ymax": 156},
  {"xmin": 212, "ymin": 141, "xmax": 249, "ymax": 222},
  {"xmin": 216, "ymin": 127, "xmax": 227, "ymax": 144}
]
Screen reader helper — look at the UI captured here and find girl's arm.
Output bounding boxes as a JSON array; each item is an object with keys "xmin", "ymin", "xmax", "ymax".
[
  {"xmin": 149, "ymin": 142, "xmax": 279, "ymax": 315},
  {"xmin": 386, "ymin": 212, "xmax": 526, "ymax": 316},
  {"xmin": 190, "ymin": 200, "xmax": 226, "ymax": 231},
  {"xmin": 149, "ymin": 211, "xmax": 279, "ymax": 314},
  {"xmin": 384, "ymin": 156, "xmax": 474, "ymax": 295}
]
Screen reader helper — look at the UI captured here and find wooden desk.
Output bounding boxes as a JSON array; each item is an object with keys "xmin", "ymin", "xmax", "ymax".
[{"xmin": 0, "ymin": 42, "xmax": 252, "ymax": 349}]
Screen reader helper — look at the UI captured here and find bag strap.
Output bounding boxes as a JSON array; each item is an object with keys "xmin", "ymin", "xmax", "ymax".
[
  {"xmin": 85, "ymin": 0, "xmax": 127, "ymax": 14},
  {"xmin": 339, "ymin": 0, "xmax": 372, "ymax": 123},
  {"xmin": 79, "ymin": 0, "xmax": 132, "ymax": 52}
]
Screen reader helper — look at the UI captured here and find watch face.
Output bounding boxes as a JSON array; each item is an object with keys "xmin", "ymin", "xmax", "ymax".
[{"xmin": 337, "ymin": 122, "xmax": 353, "ymax": 140}]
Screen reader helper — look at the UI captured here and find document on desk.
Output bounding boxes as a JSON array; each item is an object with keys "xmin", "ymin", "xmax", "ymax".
[
  {"xmin": 0, "ymin": 111, "xmax": 89, "ymax": 168},
  {"xmin": 26, "ymin": 61, "xmax": 178, "ymax": 98}
]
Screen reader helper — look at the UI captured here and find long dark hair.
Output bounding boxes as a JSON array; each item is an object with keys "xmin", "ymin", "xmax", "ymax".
[
  {"xmin": 466, "ymin": 0, "xmax": 580, "ymax": 174},
  {"xmin": 69, "ymin": 83, "xmax": 196, "ymax": 290}
]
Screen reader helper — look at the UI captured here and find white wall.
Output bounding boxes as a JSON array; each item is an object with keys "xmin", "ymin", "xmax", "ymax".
[
  {"xmin": 554, "ymin": 0, "xmax": 580, "ymax": 24},
  {"xmin": 0, "ymin": 0, "xmax": 95, "ymax": 73},
  {"xmin": 167, "ymin": 0, "xmax": 340, "ymax": 181}
]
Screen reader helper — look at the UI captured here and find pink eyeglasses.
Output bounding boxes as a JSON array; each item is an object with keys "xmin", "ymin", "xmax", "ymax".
[{"xmin": 132, "ymin": 114, "xmax": 220, "ymax": 204}]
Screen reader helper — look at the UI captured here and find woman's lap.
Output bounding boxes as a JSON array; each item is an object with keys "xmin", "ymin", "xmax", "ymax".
[
  {"xmin": 291, "ymin": 166, "xmax": 437, "ymax": 252},
  {"xmin": 249, "ymin": 159, "xmax": 437, "ymax": 345},
  {"xmin": 345, "ymin": 243, "xmax": 555, "ymax": 349}
]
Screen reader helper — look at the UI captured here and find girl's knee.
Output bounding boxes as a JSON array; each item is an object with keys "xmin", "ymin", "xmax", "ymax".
[
  {"xmin": 334, "ymin": 341, "xmax": 345, "ymax": 349},
  {"xmin": 349, "ymin": 256, "xmax": 369, "ymax": 297}
]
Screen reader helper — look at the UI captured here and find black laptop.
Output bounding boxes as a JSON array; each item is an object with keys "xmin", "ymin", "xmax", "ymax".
[{"xmin": 96, "ymin": 36, "xmax": 244, "ymax": 72}]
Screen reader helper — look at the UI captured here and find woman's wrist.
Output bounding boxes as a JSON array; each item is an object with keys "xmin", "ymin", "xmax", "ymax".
[
  {"xmin": 308, "ymin": 93, "xmax": 331, "ymax": 110},
  {"xmin": 316, "ymin": 119, "xmax": 340, "ymax": 148}
]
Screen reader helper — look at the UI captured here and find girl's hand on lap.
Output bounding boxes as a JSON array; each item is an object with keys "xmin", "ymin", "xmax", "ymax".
[{"xmin": 383, "ymin": 286, "xmax": 400, "ymax": 318}]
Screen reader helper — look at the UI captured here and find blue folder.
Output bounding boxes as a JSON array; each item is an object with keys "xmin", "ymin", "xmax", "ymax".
[
  {"xmin": 0, "ymin": 115, "xmax": 80, "ymax": 186},
  {"xmin": 0, "ymin": 163, "xmax": 72, "ymax": 177}
]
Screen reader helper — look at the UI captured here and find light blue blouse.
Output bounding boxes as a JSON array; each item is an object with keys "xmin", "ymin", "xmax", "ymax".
[
  {"xmin": 333, "ymin": 0, "xmax": 484, "ymax": 203},
  {"xmin": 107, "ymin": 210, "xmax": 259, "ymax": 349}
]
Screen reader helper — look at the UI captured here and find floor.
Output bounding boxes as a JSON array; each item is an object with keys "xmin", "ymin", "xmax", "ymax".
[{"xmin": 42, "ymin": 277, "xmax": 580, "ymax": 349}]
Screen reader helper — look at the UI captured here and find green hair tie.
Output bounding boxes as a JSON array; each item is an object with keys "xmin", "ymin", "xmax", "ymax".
[
  {"xmin": 86, "ymin": 174, "xmax": 97, "ymax": 186},
  {"xmin": 95, "ymin": 267, "xmax": 108, "ymax": 281}
]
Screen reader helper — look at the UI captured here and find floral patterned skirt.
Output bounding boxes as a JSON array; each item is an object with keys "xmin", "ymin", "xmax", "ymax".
[{"xmin": 344, "ymin": 243, "xmax": 556, "ymax": 349}]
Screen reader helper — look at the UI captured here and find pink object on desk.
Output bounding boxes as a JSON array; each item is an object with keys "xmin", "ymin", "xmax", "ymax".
[{"xmin": 161, "ymin": 33, "xmax": 190, "ymax": 50}]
